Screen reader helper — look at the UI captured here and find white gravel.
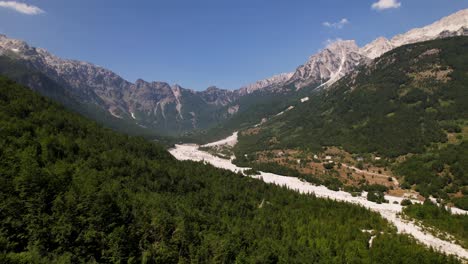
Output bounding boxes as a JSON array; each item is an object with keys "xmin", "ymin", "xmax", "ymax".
[
  {"xmin": 202, "ymin": 132, "xmax": 238, "ymax": 148},
  {"xmin": 169, "ymin": 132, "xmax": 468, "ymax": 260}
]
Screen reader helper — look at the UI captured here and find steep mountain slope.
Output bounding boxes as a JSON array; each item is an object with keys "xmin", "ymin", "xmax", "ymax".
[
  {"xmin": 360, "ymin": 37, "xmax": 395, "ymax": 59},
  {"xmin": 0, "ymin": 55, "xmax": 162, "ymax": 139},
  {"xmin": 391, "ymin": 9, "xmax": 468, "ymax": 47},
  {"xmin": 1, "ymin": 76, "xmax": 460, "ymax": 263},
  {"xmin": 1, "ymin": 9, "xmax": 466, "ymax": 137},
  {"xmin": 234, "ymin": 37, "xmax": 468, "ymax": 198},
  {"xmin": 237, "ymin": 72, "xmax": 294, "ymax": 95},
  {"xmin": 0, "ymin": 34, "xmax": 296, "ymax": 136},
  {"xmin": 360, "ymin": 9, "xmax": 468, "ymax": 59},
  {"xmin": 287, "ymin": 40, "xmax": 369, "ymax": 89},
  {"xmin": 194, "ymin": 9, "xmax": 468, "ymax": 141},
  {"xmin": 289, "ymin": 9, "xmax": 468, "ymax": 89},
  {"xmin": 0, "ymin": 34, "xmax": 239, "ymax": 134}
]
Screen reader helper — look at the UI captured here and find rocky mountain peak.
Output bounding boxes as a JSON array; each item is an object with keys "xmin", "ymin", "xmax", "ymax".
[
  {"xmin": 286, "ymin": 10, "xmax": 468, "ymax": 90},
  {"xmin": 324, "ymin": 39, "xmax": 359, "ymax": 54},
  {"xmin": 134, "ymin": 78, "xmax": 147, "ymax": 85},
  {"xmin": 199, "ymin": 86, "xmax": 237, "ymax": 106},
  {"xmin": 205, "ymin": 86, "xmax": 222, "ymax": 92},
  {"xmin": 0, "ymin": 35, "xmax": 33, "ymax": 56},
  {"xmin": 391, "ymin": 8, "xmax": 468, "ymax": 47},
  {"xmin": 134, "ymin": 79, "xmax": 171, "ymax": 91},
  {"xmin": 288, "ymin": 39, "xmax": 366, "ymax": 89},
  {"xmin": 360, "ymin": 37, "xmax": 394, "ymax": 59},
  {"xmin": 0, "ymin": 9, "xmax": 467, "ymax": 135},
  {"xmin": 237, "ymin": 72, "xmax": 294, "ymax": 95}
]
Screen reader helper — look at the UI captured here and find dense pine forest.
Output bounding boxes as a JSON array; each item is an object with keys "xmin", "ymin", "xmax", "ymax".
[{"xmin": 0, "ymin": 77, "xmax": 461, "ymax": 263}]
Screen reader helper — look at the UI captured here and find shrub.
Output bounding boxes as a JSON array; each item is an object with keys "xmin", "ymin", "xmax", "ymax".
[
  {"xmin": 401, "ymin": 199, "xmax": 413, "ymax": 206},
  {"xmin": 453, "ymin": 196, "xmax": 468, "ymax": 210},
  {"xmin": 367, "ymin": 191, "xmax": 386, "ymax": 204}
]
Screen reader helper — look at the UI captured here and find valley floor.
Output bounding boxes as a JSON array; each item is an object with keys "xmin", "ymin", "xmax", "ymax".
[{"xmin": 169, "ymin": 132, "xmax": 468, "ymax": 260}]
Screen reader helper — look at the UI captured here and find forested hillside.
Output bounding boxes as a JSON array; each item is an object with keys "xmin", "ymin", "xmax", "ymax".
[
  {"xmin": 403, "ymin": 201, "xmax": 468, "ymax": 248},
  {"xmin": 182, "ymin": 84, "xmax": 310, "ymax": 144},
  {"xmin": 395, "ymin": 141, "xmax": 468, "ymax": 201},
  {"xmin": 0, "ymin": 76, "xmax": 460, "ymax": 263},
  {"xmin": 234, "ymin": 37, "xmax": 468, "ymax": 199},
  {"xmin": 236, "ymin": 37, "xmax": 467, "ymax": 157}
]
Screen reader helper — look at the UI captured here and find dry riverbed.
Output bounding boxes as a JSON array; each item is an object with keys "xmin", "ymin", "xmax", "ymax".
[{"xmin": 169, "ymin": 132, "xmax": 468, "ymax": 260}]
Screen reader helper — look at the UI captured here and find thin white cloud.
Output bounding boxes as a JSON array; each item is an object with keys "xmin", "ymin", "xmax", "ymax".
[
  {"xmin": 371, "ymin": 0, "xmax": 401, "ymax": 11},
  {"xmin": 322, "ymin": 18, "xmax": 349, "ymax": 29},
  {"xmin": 0, "ymin": 1, "xmax": 44, "ymax": 15}
]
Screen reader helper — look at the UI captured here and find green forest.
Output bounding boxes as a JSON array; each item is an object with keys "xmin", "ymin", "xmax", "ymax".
[
  {"xmin": 395, "ymin": 141, "xmax": 468, "ymax": 201},
  {"xmin": 234, "ymin": 37, "xmax": 468, "ymax": 198},
  {"xmin": 0, "ymin": 77, "xmax": 462, "ymax": 263},
  {"xmin": 403, "ymin": 201, "xmax": 468, "ymax": 248},
  {"xmin": 235, "ymin": 37, "xmax": 468, "ymax": 156}
]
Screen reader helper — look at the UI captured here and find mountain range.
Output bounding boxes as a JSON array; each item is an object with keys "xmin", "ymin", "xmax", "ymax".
[
  {"xmin": 0, "ymin": 9, "xmax": 466, "ymax": 136},
  {"xmin": 1, "ymin": 6, "xmax": 468, "ymax": 262}
]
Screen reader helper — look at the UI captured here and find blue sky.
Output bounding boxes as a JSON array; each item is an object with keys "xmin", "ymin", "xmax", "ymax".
[{"xmin": 0, "ymin": 0, "xmax": 466, "ymax": 90}]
